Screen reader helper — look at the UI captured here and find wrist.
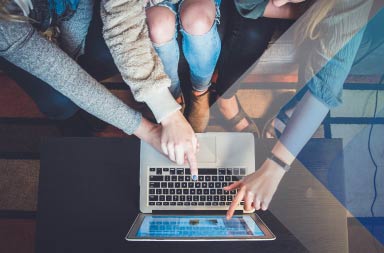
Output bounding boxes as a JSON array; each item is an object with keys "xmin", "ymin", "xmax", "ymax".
[
  {"xmin": 161, "ymin": 110, "xmax": 181, "ymax": 126},
  {"xmin": 134, "ymin": 117, "xmax": 157, "ymax": 142}
]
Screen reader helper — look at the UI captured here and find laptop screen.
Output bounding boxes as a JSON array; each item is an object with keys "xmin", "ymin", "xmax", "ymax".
[{"xmin": 136, "ymin": 215, "xmax": 264, "ymax": 238}]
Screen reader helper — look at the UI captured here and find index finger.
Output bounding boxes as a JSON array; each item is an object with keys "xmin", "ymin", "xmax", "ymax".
[
  {"xmin": 186, "ymin": 149, "xmax": 198, "ymax": 180},
  {"xmin": 226, "ymin": 187, "xmax": 245, "ymax": 220}
]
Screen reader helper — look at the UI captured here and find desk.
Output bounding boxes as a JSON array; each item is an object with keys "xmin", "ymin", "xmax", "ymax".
[{"xmin": 36, "ymin": 137, "xmax": 326, "ymax": 253}]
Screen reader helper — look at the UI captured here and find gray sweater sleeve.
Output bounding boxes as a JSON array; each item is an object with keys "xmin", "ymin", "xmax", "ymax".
[{"xmin": 0, "ymin": 20, "xmax": 142, "ymax": 135}]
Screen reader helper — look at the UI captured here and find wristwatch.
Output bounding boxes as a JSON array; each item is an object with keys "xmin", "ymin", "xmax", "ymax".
[{"xmin": 267, "ymin": 152, "xmax": 291, "ymax": 172}]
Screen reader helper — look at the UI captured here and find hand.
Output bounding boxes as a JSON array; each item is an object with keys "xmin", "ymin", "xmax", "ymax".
[
  {"xmin": 224, "ymin": 159, "xmax": 286, "ymax": 219},
  {"xmin": 160, "ymin": 110, "xmax": 199, "ymax": 178},
  {"xmin": 134, "ymin": 117, "xmax": 163, "ymax": 153}
]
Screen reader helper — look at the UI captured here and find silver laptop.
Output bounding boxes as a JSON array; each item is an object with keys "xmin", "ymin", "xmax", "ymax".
[{"xmin": 126, "ymin": 132, "xmax": 275, "ymax": 241}]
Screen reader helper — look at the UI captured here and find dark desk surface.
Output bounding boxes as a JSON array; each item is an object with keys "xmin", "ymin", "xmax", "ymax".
[{"xmin": 36, "ymin": 137, "xmax": 329, "ymax": 253}]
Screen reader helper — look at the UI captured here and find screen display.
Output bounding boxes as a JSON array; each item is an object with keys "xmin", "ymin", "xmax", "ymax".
[{"xmin": 136, "ymin": 215, "xmax": 264, "ymax": 238}]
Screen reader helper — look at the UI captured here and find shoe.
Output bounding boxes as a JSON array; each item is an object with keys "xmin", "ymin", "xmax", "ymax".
[
  {"xmin": 187, "ymin": 90, "xmax": 210, "ymax": 133},
  {"xmin": 225, "ymin": 95, "xmax": 260, "ymax": 137}
]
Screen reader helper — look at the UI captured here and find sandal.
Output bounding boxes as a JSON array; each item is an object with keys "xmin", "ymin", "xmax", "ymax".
[
  {"xmin": 226, "ymin": 95, "xmax": 260, "ymax": 137},
  {"xmin": 262, "ymin": 97, "xmax": 299, "ymax": 138}
]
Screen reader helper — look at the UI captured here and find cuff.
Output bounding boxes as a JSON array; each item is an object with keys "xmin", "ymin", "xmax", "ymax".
[{"xmin": 144, "ymin": 88, "xmax": 181, "ymax": 123}]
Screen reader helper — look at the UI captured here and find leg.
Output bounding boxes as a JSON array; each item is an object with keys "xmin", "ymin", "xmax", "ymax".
[
  {"xmin": 179, "ymin": 0, "xmax": 221, "ymax": 132},
  {"xmin": 180, "ymin": 0, "xmax": 220, "ymax": 93},
  {"xmin": 0, "ymin": 57, "xmax": 79, "ymax": 120},
  {"xmin": 146, "ymin": 5, "xmax": 182, "ymax": 99},
  {"xmin": 216, "ymin": 2, "xmax": 275, "ymax": 131}
]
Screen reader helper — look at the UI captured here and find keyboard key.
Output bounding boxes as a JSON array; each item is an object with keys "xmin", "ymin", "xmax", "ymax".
[
  {"xmin": 184, "ymin": 202, "xmax": 191, "ymax": 206},
  {"xmin": 166, "ymin": 196, "xmax": 172, "ymax": 201},
  {"xmin": 210, "ymin": 189, "xmax": 216, "ymax": 195},
  {"xmin": 161, "ymin": 182, "xmax": 167, "ymax": 188},
  {"xmin": 218, "ymin": 169, "xmax": 226, "ymax": 175},
  {"xmin": 149, "ymin": 182, "xmax": 160, "ymax": 188},
  {"xmin": 200, "ymin": 196, "xmax": 206, "ymax": 201},
  {"xmin": 150, "ymin": 168, "xmax": 156, "ymax": 172},
  {"xmin": 183, "ymin": 189, "xmax": 189, "ymax": 194},
  {"xmin": 205, "ymin": 176, "xmax": 211, "ymax": 181},
  {"xmin": 191, "ymin": 202, "xmax": 198, "ymax": 206},
  {"xmin": 226, "ymin": 202, "xmax": 231, "ymax": 205},
  {"xmin": 219, "ymin": 176, "xmax": 224, "ymax": 181},
  {"xmin": 185, "ymin": 176, "xmax": 191, "ymax": 181},
  {"xmin": 227, "ymin": 196, "xmax": 233, "ymax": 201},
  {"xmin": 182, "ymin": 182, "xmax": 187, "ymax": 188},
  {"xmin": 188, "ymin": 182, "xmax": 194, "ymax": 188},
  {"xmin": 197, "ymin": 189, "xmax": 202, "ymax": 194},
  {"xmin": 187, "ymin": 196, "xmax": 192, "ymax": 201},
  {"xmin": 156, "ymin": 168, "xmax": 162, "ymax": 175},
  {"xmin": 232, "ymin": 176, "xmax": 241, "ymax": 181},
  {"xmin": 198, "ymin": 176, "xmax": 204, "ymax": 181},
  {"xmin": 150, "ymin": 176, "xmax": 163, "ymax": 181},
  {"xmin": 215, "ymin": 182, "xmax": 221, "ymax": 188},
  {"xmin": 233, "ymin": 168, "xmax": 239, "ymax": 175},
  {"xmin": 176, "ymin": 189, "xmax": 182, "ymax": 194},
  {"xmin": 170, "ymin": 202, "xmax": 176, "ymax": 206},
  {"xmin": 203, "ymin": 189, "xmax": 209, "ymax": 195},
  {"xmin": 178, "ymin": 176, "xmax": 184, "ymax": 182},
  {"xmin": 165, "ymin": 176, "xmax": 170, "ymax": 181},
  {"xmin": 219, "ymin": 202, "xmax": 225, "ymax": 206},
  {"xmin": 185, "ymin": 168, "xmax": 191, "ymax": 175},
  {"xmin": 220, "ymin": 196, "xmax": 226, "ymax": 201},
  {"xmin": 212, "ymin": 176, "xmax": 218, "ymax": 181},
  {"xmin": 163, "ymin": 202, "xmax": 170, "ymax": 206},
  {"xmin": 217, "ymin": 189, "xmax": 223, "ymax": 195},
  {"xmin": 156, "ymin": 189, "xmax": 162, "ymax": 194},
  {"xmin": 205, "ymin": 202, "xmax": 212, "ymax": 206},
  {"xmin": 149, "ymin": 189, "xmax": 155, "ymax": 194},
  {"xmin": 225, "ymin": 176, "xmax": 231, "ymax": 181},
  {"xmin": 170, "ymin": 168, "xmax": 176, "ymax": 175},
  {"xmin": 195, "ymin": 182, "xmax": 201, "ymax": 188},
  {"xmin": 177, "ymin": 202, "xmax": 183, "ymax": 206},
  {"xmin": 226, "ymin": 169, "xmax": 232, "ymax": 175},
  {"xmin": 193, "ymin": 196, "xmax": 199, "ymax": 201},
  {"xmin": 175, "ymin": 182, "xmax": 181, "ymax": 188},
  {"xmin": 230, "ymin": 190, "xmax": 236, "ymax": 195},
  {"xmin": 171, "ymin": 176, "xmax": 177, "ymax": 181},
  {"xmin": 214, "ymin": 196, "xmax": 220, "ymax": 201},
  {"xmin": 199, "ymin": 168, "xmax": 218, "ymax": 175},
  {"xmin": 212, "ymin": 202, "xmax": 219, "ymax": 206},
  {"xmin": 190, "ymin": 189, "xmax": 196, "ymax": 194},
  {"xmin": 207, "ymin": 196, "xmax": 213, "ymax": 201},
  {"xmin": 149, "ymin": 195, "xmax": 158, "ymax": 201},
  {"xmin": 202, "ymin": 182, "xmax": 208, "ymax": 188},
  {"xmin": 160, "ymin": 195, "xmax": 165, "ymax": 201},
  {"xmin": 156, "ymin": 202, "xmax": 162, "ymax": 206},
  {"xmin": 170, "ymin": 189, "xmax": 175, "ymax": 194},
  {"xmin": 198, "ymin": 202, "xmax": 204, "ymax": 206},
  {"xmin": 163, "ymin": 168, "xmax": 169, "ymax": 172},
  {"xmin": 222, "ymin": 182, "xmax": 228, "ymax": 187},
  {"xmin": 162, "ymin": 189, "xmax": 168, "ymax": 195},
  {"xmin": 177, "ymin": 169, "xmax": 184, "ymax": 175},
  {"xmin": 208, "ymin": 182, "xmax": 214, "ymax": 188},
  {"xmin": 240, "ymin": 168, "xmax": 246, "ymax": 175}
]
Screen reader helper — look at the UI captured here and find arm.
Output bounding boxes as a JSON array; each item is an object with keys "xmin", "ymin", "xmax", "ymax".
[
  {"xmin": 0, "ymin": 20, "xmax": 161, "ymax": 147},
  {"xmin": 100, "ymin": 0, "xmax": 198, "ymax": 176},
  {"xmin": 225, "ymin": 0, "xmax": 374, "ymax": 218}
]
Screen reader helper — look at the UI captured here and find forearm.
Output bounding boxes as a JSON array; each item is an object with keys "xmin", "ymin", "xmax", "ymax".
[
  {"xmin": 100, "ymin": 0, "xmax": 180, "ymax": 123},
  {"xmin": 0, "ymin": 21, "xmax": 142, "ymax": 135},
  {"xmin": 271, "ymin": 91, "xmax": 329, "ymax": 165}
]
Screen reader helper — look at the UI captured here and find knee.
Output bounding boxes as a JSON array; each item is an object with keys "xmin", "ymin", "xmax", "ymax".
[
  {"xmin": 38, "ymin": 93, "xmax": 79, "ymax": 120},
  {"xmin": 180, "ymin": 0, "xmax": 216, "ymax": 35},
  {"xmin": 146, "ymin": 7, "xmax": 176, "ymax": 44}
]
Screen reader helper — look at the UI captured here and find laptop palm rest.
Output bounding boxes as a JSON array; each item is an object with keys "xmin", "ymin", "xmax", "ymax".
[{"xmin": 196, "ymin": 136, "xmax": 216, "ymax": 163}]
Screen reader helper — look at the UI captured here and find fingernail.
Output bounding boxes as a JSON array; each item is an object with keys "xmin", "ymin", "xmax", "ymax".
[{"xmin": 192, "ymin": 175, "xmax": 198, "ymax": 181}]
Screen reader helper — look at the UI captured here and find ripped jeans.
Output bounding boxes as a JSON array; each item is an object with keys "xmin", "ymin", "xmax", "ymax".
[{"xmin": 150, "ymin": 0, "xmax": 222, "ymax": 98}]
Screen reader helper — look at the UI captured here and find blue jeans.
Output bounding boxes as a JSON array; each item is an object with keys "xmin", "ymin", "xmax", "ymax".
[{"xmin": 152, "ymin": 0, "xmax": 222, "ymax": 98}]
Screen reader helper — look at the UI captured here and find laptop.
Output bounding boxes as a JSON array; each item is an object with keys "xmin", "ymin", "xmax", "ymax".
[{"xmin": 126, "ymin": 132, "xmax": 275, "ymax": 241}]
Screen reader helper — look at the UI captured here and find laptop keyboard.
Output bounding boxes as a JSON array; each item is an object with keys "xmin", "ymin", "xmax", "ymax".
[{"xmin": 148, "ymin": 168, "xmax": 246, "ymax": 207}]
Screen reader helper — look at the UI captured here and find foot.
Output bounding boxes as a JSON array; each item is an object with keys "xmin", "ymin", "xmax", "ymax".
[
  {"xmin": 264, "ymin": 107, "xmax": 295, "ymax": 138},
  {"xmin": 217, "ymin": 96, "xmax": 250, "ymax": 132},
  {"xmin": 187, "ymin": 89, "xmax": 210, "ymax": 133}
]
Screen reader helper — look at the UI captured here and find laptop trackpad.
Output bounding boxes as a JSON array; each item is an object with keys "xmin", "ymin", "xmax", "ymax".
[{"xmin": 197, "ymin": 136, "xmax": 216, "ymax": 163}]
